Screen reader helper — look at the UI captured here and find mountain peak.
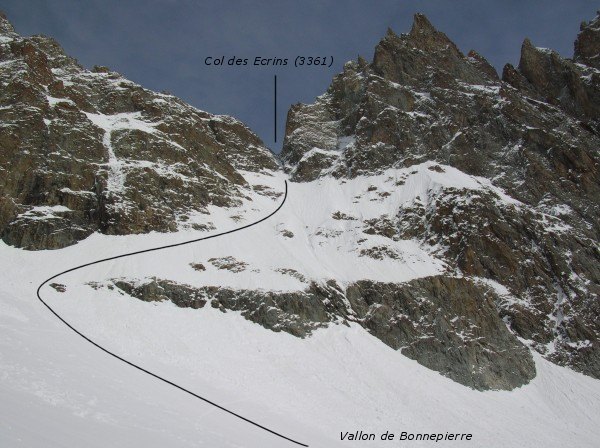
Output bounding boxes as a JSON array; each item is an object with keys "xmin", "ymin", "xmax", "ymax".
[
  {"xmin": 522, "ymin": 37, "xmax": 534, "ymax": 49},
  {"xmin": 0, "ymin": 10, "xmax": 16, "ymax": 35},
  {"xmin": 405, "ymin": 13, "xmax": 462, "ymax": 56},
  {"xmin": 574, "ymin": 11, "xmax": 600, "ymax": 69},
  {"xmin": 409, "ymin": 13, "xmax": 437, "ymax": 36},
  {"xmin": 517, "ymin": 37, "xmax": 557, "ymax": 73}
]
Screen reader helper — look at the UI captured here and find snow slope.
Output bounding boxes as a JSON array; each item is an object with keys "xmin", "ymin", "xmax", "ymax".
[
  {"xmin": 2, "ymin": 168, "xmax": 600, "ymax": 447},
  {"xmin": 45, "ymin": 161, "xmax": 518, "ymax": 295}
]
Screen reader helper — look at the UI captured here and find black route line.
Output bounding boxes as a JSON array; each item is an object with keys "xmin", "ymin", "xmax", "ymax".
[{"xmin": 36, "ymin": 181, "xmax": 309, "ymax": 447}]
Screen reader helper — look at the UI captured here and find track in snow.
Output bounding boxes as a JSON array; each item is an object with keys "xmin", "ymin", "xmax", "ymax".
[{"xmin": 35, "ymin": 181, "xmax": 309, "ymax": 447}]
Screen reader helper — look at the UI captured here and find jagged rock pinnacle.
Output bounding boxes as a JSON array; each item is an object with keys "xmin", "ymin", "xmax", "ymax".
[
  {"xmin": 574, "ymin": 11, "xmax": 600, "ymax": 68},
  {"xmin": 0, "ymin": 11, "xmax": 16, "ymax": 35},
  {"xmin": 410, "ymin": 13, "xmax": 437, "ymax": 35}
]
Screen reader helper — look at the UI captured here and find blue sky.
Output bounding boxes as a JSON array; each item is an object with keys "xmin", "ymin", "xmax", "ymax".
[{"xmin": 3, "ymin": 1, "xmax": 598, "ymax": 152}]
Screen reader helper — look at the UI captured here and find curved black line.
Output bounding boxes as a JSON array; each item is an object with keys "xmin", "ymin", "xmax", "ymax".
[{"xmin": 36, "ymin": 181, "xmax": 308, "ymax": 447}]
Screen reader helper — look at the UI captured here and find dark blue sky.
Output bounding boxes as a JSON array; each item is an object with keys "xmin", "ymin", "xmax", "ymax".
[{"xmin": 3, "ymin": 1, "xmax": 598, "ymax": 152}]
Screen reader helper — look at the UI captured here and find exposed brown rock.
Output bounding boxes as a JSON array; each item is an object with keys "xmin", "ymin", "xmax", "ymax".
[
  {"xmin": 0, "ymin": 13, "xmax": 278, "ymax": 250},
  {"xmin": 574, "ymin": 12, "xmax": 600, "ymax": 69}
]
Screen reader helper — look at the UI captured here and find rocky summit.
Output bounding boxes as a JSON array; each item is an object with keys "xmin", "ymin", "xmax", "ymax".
[
  {"xmin": 0, "ymin": 12, "xmax": 278, "ymax": 250},
  {"xmin": 2, "ymin": 11, "xmax": 600, "ymax": 392}
]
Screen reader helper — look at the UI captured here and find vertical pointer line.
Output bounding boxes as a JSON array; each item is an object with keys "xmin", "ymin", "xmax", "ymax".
[{"xmin": 274, "ymin": 74, "xmax": 277, "ymax": 143}]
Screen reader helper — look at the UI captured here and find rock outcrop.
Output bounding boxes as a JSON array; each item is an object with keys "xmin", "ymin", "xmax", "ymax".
[
  {"xmin": 106, "ymin": 275, "xmax": 535, "ymax": 390},
  {"xmin": 575, "ymin": 13, "xmax": 600, "ymax": 69},
  {"xmin": 0, "ymin": 12, "xmax": 278, "ymax": 250}
]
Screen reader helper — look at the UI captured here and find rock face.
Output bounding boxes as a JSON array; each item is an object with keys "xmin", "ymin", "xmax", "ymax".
[
  {"xmin": 107, "ymin": 275, "xmax": 535, "ymax": 390},
  {"xmin": 281, "ymin": 14, "xmax": 600, "ymax": 384},
  {"xmin": 0, "ymin": 12, "xmax": 278, "ymax": 250},
  {"xmin": 575, "ymin": 13, "xmax": 600, "ymax": 69},
  {"xmin": 347, "ymin": 277, "xmax": 535, "ymax": 390}
]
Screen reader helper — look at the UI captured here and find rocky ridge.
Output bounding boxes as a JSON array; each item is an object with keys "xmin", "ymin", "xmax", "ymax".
[
  {"xmin": 0, "ymin": 12, "xmax": 278, "ymax": 250},
  {"xmin": 280, "ymin": 13, "xmax": 600, "ymax": 384}
]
